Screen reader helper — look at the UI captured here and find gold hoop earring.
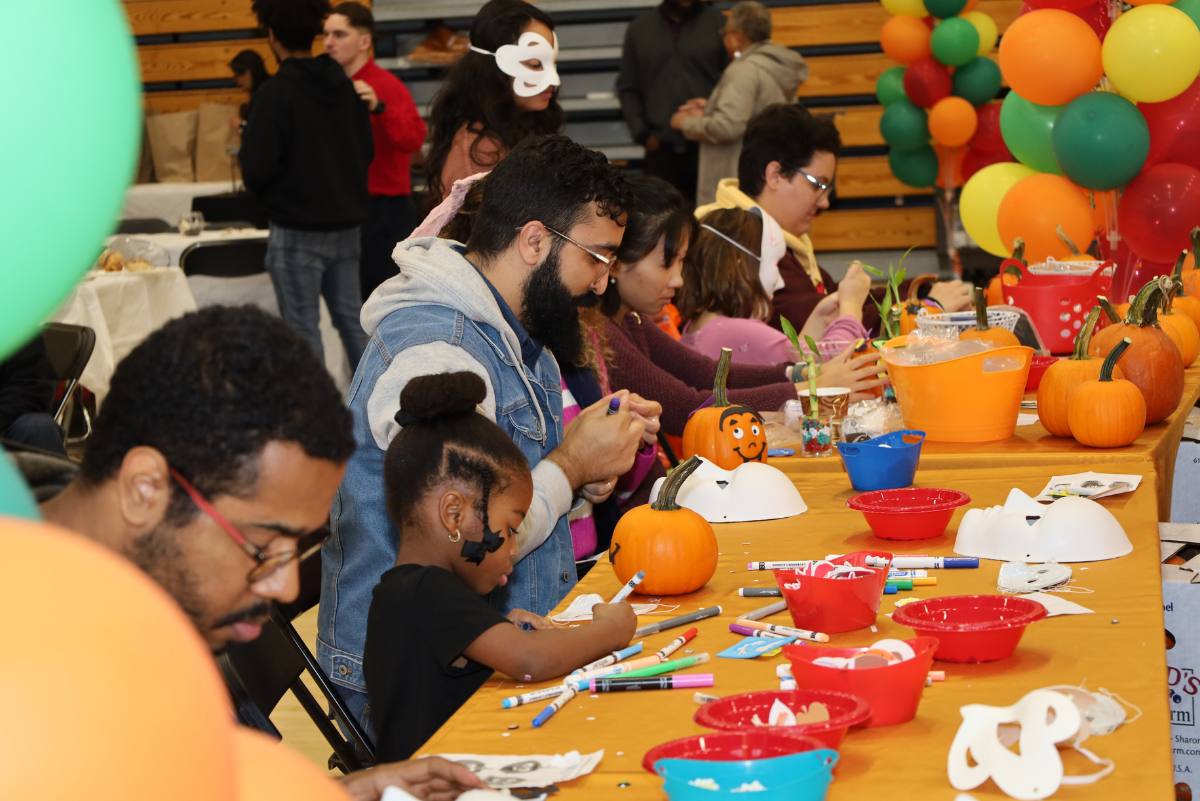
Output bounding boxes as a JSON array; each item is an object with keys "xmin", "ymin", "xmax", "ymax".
[{"xmin": 449, "ymin": 529, "xmax": 462, "ymax": 543}]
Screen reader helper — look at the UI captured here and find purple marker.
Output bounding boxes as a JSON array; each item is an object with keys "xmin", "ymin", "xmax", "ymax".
[
  {"xmin": 729, "ymin": 623, "xmax": 789, "ymax": 639},
  {"xmin": 589, "ymin": 673, "xmax": 714, "ymax": 693},
  {"xmin": 606, "ymin": 396, "xmax": 622, "ymax": 415}
]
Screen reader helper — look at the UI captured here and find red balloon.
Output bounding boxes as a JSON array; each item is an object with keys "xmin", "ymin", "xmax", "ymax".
[
  {"xmin": 1106, "ymin": 239, "xmax": 1174, "ymax": 304},
  {"xmin": 1118, "ymin": 163, "xmax": 1200, "ymax": 264},
  {"xmin": 969, "ymin": 102, "xmax": 1006, "ymax": 153},
  {"xmin": 903, "ymin": 58, "xmax": 953, "ymax": 109},
  {"xmin": 962, "ymin": 146, "xmax": 1014, "ymax": 182},
  {"xmin": 1018, "ymin": 2, "xmax": 1113, "ymax": 40},
  {"xmin": 1140, "ymin": 77, "xmax": 1200, "ymax": 172}
]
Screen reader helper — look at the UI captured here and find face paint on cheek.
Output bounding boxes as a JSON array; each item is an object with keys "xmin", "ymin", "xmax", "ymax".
[{"xmin": 460, "ymin": 526, "xmax": 506, "ymax": 566}]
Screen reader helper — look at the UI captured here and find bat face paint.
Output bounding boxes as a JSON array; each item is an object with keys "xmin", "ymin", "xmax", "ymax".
[{"xmin": 460, "ymin": 525, "xmax": 505, "ymax": 565}]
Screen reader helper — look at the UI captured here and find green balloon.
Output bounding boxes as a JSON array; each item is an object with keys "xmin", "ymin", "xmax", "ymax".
[
  {"xmin": 931, "ymin": 18, "xmax": 980, "ymax": 67},
  {"xmin": 952, "ymin": 58, "xmax": 1002, "ymax": 106},
  {"xmin": 877, "ymin": 67, "xmax": 908, "ymax": 107},
  {"xmin": 889, "ymin": 146, "xmax": 939, "ymax": 188},
  {"xmin": 1173, "ymin": 0, "xmax": 1200, "ymax": 30},
  {"xmin": 926, "ymin": 0, "xmax": 968, "ymax": 17},
  {"xmin": 0, "ymin": 449, "xmax": 40, "ymax": 521},
  {"xmin": 1053, "ymin": 92, "xmax": 1150, "ymax": 190},
  {"xmin": 999, "ymin": 91, "xmax": 1063, "ymax": 175},
  {"xmin": 1, "ymin": 3, "xmax": 140, "ymax": 362},
  {"xmin": 880, "ymin": 100, "xmax": 930, "ymax": 151}
]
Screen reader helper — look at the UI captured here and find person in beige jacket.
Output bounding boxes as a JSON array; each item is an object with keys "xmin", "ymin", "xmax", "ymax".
[{"xmin": 670, "ymin": 1, "xmax": 808, "ymax": 205}]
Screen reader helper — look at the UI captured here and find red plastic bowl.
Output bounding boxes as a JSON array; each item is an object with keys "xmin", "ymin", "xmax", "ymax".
[
  {"xmin": 846, "ymin": 488, "xmax": 970, "ymax": 540},
  {"xmin": 1025, "ymin": 355, "xmax": 1059, "ymax": 392},
  {"xmin": 693, "ymin": 689, "xmax": 871, "ymax": 749},
  {"xmin": 891, "ymin": 594, "xmax": 1047, "ymax": 663},
  {"xmin": 775, "ymin": 550, "xmax": 892, "ymax": 634},
  {"xmin": 641, "ymin": 730, "xmax": 827, "ymax": 774},
  {"xmin": 782, "ymin": 637, "xmax": 938, "ymax": 727}
]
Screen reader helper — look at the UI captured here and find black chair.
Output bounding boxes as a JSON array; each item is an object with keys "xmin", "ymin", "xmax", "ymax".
[
  {"xmin": 203, "ymin": 220, "xmax": 258, "ymax": 231},
  {"xmin": 193, "ymin": 191, "xmax": 269, "ymax": 229},
  {"xmin": 218, "ymin": 549, "xmax": 376, "ymax": 773},
  {"xmin": 179, "ymin": 239, "xmax": 268, "ymax": 278},
  {"xmin": 40, "ymin": 323, "xmax": 97, "ymax": 443},
  {"xmin": 116, "ymin": 217, "xmax": 174, "ymax": 234}
]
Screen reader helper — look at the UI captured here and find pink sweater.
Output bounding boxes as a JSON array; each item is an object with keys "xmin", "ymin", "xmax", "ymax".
[{"xmin": 680, "ymin": 315, "xmax": 870, "ymax": 366}]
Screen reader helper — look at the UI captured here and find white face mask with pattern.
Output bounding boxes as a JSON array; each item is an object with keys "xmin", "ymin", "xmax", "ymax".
[{"xmin": 469, "ymin": 31, "xmax": 560, "ymax": 97}]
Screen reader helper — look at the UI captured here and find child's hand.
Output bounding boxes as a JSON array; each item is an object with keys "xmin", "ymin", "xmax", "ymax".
[
  {"xmin": 592, "ymin": 601, "xmax": 637, "ymax": 643},
  {"xmin": 508, "ymin": 609, "xmax": 556, "ymax": 631}
]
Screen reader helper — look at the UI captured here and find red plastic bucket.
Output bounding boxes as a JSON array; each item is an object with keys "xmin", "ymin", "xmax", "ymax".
[
  {"xmin": 774, "ymin": 550, "xmax": 892, "ymax": 634},
  {"xmin": 1025, "ymin": 355, "xmax": 1059, "ymax": 392},
  {"xmin": 891, "ymin": 594, "xmax": 1047, "ymax": 663},
  {"xmin": 693, "ymin": 689, "xmax": 872, "ymax": 749},
  {"xmin": 642, "ymin": 730, "xmax": 826, "ymax": 774},
  {"xmin": 782, "ymin": 636, "xmax": 939, "ymax": 727},
  {"xmin": 1004, "ymin": 263, "xmax": 1114, "ymax": 355},
  {"xmin": 846, "ymin": 488, "xmax": 970, "ymax": 540}
]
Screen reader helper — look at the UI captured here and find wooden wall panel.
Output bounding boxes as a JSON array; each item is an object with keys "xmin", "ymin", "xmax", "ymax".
[
  {"xmin": 811, "ymin": 206, "xmax": 937, "ymax": 250},
  {"xmin": 772, "ymin": 0, "xmax": 1021, "ymax": 48},
  {"xmin": 836, "ymin": 156, "xmax": 929, "ymax": 198},
  {"xmin": 144, "ymin": 88, "xmax": 246, "ymax": 113},
  {"xmin": 139, "ymin": 40, "xmax": 272, "ymax": 83},
  {"xmin": 830, "ymin": 105, "xmax": 885, "ymax": 147},
  {"xmin": 124, "ymin": 0, "xmax": 259, "ymax": 36}
]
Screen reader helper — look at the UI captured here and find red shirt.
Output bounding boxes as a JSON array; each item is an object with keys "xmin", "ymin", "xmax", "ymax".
[{"xmin": 352, "ymin": 59, "xmax": 426, "ymax": 197}]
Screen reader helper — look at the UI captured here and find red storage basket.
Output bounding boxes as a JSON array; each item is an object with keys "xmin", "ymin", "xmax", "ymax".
[{"xmin": 1003, "ymin": 262, "xmax": 1114, "ymax": 355}]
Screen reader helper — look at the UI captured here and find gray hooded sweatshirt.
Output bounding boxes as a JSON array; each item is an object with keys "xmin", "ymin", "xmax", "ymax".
[{"xmin": 681, "ymin": 41, "xmax": 809, "ymax": 206}]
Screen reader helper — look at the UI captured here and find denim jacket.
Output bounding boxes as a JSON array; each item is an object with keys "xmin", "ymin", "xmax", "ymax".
[{"xmin": 318, "ymin": 237, "xmax": 577, "ymax": 697}]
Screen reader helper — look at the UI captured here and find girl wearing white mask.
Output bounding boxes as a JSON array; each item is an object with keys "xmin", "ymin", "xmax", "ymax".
[{"xmin": 425, "ymin": 0, "xmax": 563, "ymax": 202}]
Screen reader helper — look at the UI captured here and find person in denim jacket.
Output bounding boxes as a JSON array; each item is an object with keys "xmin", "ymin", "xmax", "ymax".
[{"xmin": 319, "ymin": 136, "xmax": 659, "ymax": 729}]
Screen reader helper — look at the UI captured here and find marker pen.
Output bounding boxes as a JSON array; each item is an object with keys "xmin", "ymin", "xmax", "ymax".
[
  {"xmin": 734, "ymin": 617, "xmax": 829, "ymax": 643},
  {"xmin": 891, "ymin": 556, "xmax": 979, "ymax": 569},
  {"xmin": 573, "ymin": 654, "xmax": 710, "ymax": 689},
  {"xmin": 572, "ymin": 642, "xmax": 643, "ymax": 675},
  {"xmin": 634, "ymin": 606, "xmax": 721, "ymax": 638},
  {"xmin": 741, "ymin": 600, "xmax": 788, "ymax": 621},
  {"xmin": 501, "ymin": 685, "xmax": 567, "ymax": 709},
  {"xmin": 589, "ymin": 674, "xmax": 714, "ymax": 693},
  {"xmin": 729, "ymin": 623, "xmax": 789, "ymax": 639},
  {"xmin": 654, "ymin": 627, "xmax": 698, "ymax": 661},
  {"xmin": 609, "ymin": 570, "xmax": 645, "ymax": 604},
  {"xmin": 606, "ymin": 396, "xmax": 622, "ymax": 415},
  {"xmin": 738, "ymin": 587, "xmax": 783, "ymax": 597},
  {"xmin": 531, "ymin": 685, "xmax": 576, "ymax": 727}
]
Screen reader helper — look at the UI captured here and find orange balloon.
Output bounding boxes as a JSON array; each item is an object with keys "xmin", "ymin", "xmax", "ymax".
[
  {"xmin": 964, "ymin": 0, "xmax": 980, "ymax": 10},
  {"xmin": 997, "ymin": 174, "xmax": 1095, "ymax": 262},
  {"xmin": 998, "ymin": 9, "xmax": 1103, "ymax": 106},
  {"xmin": 929, "ymin": 97, "xmax": 979, "ymax": 147},
  {"xmin": 234, "ymin": 728, "xmax": 351, "ymax": 801},
  {"xmin": 881, "ymin": 15, "xmax": 933, "ymax": 64},
  {"xmin": 0, "ymin": 519, "xmax": 236, "ymax": 800},
  {"xmin": 935, "ymin": 144, "xmax": 966, "ymax": 189}
]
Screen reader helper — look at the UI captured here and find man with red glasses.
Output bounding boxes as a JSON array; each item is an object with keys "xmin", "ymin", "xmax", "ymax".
[{"xmin": 31, "ymin": 306, "xmax": 482, "ymax": 800}]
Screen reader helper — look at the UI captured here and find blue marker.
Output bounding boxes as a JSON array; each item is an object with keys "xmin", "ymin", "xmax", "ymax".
[
  {"xmin": 606, "ymin": 396, "xmax": 622, "ymax": 415},
  {"xmin": 767, "ymin": 448, "xmax": 795, "ymax": 457},
  {"xmin": 531, "ymin": 686, "xmax": 577, "ymax": 728},
  {"xmin": 571, "ymin": 642, "xmax": 643, "ymax": 675},
  {"xmin": 892, "ymin": 556, "xmax": 979, "ymax": 570}
]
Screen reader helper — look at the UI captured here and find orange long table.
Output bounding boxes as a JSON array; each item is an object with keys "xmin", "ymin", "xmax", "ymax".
[
  {"xmin": 770, "ymin": 365, "xmax": 1200, "ymax": 519},
  {"xmin": 418, "ymin": 461, "xmax": 1173, "ymax": 800}
]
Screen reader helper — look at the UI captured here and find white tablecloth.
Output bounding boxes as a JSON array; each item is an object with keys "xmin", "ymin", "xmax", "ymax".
[
  {"xmin": 108, "ymin": 227, "xmax": 268, "ymax": 268},
  {"xmin": 121, "ymin": 181, "xmax": 236, "ymax": 224}
]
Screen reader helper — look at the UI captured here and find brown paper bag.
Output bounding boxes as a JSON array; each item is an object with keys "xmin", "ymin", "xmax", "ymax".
[
  {"xmin": 135, "ymin": 122, "xmax": 155, "ymax": 183},
  {"xmin": 145, "ymin": 110, "xmax": 197, "ymax": 183},
  {"xmin": 195, "ymin": 102, "xmax": 239, "ymax": 182}
]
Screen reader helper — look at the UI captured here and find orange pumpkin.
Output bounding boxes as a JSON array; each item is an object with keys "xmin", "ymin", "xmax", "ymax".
[
  {"xmin": 1182, "ymin": 228, "xmax": 1200, "ymax": 300},
  {"xmin": 1068, "ymin": 338, "xmax": 1145, "ymax": 448},
  {"xmin": 681, "ymin": 348, "xmax": 768, "ymax": 469},
  {"xmin": 986, "ymin": 240, "xmax": 1025, "ymax": 306},
  {"xmin": 899, "ymin": 274, "xmax": 940, "ymax": 335},
  {"xmin": 961, "ymin": 287, "xmax": 1020, "ymax": 347},
  {"xmin": 1036, "ymin": 307, "xmax": 1117, "ymax": 438},
  {"xmin": 1159, "ymin": 278, "xmax": 1200, "ymax": 367},
  {"xmin": 608, "ymin": 456, "xmax": 717, "ymax": 596},
  {"xmin": 1089, "ymin": 281, "xmax": 1185, "ymax": 425}
]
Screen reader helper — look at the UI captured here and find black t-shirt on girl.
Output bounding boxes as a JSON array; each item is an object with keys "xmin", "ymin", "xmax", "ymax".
[{"xmin": 364, "ymin": 564, "xmax": 510, "ymax": 761}]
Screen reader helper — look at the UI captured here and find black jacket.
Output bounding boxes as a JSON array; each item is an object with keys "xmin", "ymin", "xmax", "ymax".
[
  {"xmin": 239, "ymin": 55, "xmax": 373, "ymax": 230},
  {"xmin": 0, "ymin": 337, "xmax": 55, "ymax": 434}
]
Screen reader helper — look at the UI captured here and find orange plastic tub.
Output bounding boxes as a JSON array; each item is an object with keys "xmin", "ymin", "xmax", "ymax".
[{"xmin": 881, "ymin": 337, "xmax": 1033, "ymax": 443}]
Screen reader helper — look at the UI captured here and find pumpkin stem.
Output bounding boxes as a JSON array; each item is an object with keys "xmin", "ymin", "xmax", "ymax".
[
  {"xmin": 1072, "ymin": 306, "xmax": 1102, "ymax": 361},
  {"xmin": 972, "ymin": 286, "xmax": 988, "ymax": 331},
  {"xmin": 1161, "ymin": 275, "xmax": 1179, "ymax": 313},
  {"xmin": 1096, "ymin": 295, "xmax": 1121, "ymax": 323},
  {"xmin": 1191, "ymin": 227, "xmax": 1200, "ymax": 266},
  {"xmin": 1011, "ymin": 238, "xmax": 1026, "ymax": 265},
  {"xmin": 652, "ymin": 455, "xmax": 703, "ymax": 511},
  {"xmin": 1100, "ymin": 337, "xmax": 1132, "ymax": 382},
  {"xmin": 712, "ymin": 347, "xmax": 732, "ymax": 408},
  {"xmin": 1127, "ymin": 280, "xmax": 1163, "ymax": 327},
  {"xmin": 1174, "ymin": 249, "xmax": 1189, "ymax": 282},
  {"xmin": 1056, "ymin": 224, "xmax": 1083, "ymax": 257}
]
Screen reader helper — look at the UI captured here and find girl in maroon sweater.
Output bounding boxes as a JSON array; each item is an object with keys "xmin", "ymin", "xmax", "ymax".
[{"xmin": 600, "ymin": 176, "xmax": 886, "ymax": 436}]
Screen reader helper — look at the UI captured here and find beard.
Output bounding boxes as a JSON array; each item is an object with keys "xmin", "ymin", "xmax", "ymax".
[
  {"xmin": 521, "ymin": 240, "xmax": 588, "ymax": 366},
  {"xmin": 126, "ymin": 526, "xmax": 210, "ymax": 641}
]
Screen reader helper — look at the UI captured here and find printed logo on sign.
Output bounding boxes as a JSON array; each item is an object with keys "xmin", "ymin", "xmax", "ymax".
[{"xmin": 1169, "ymin": 665, "xmax": 1199, "ymax": 727}]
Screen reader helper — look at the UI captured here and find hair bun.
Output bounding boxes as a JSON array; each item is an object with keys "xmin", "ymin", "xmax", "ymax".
[{"xmin": 396, "ymin": 372, "xmax": 487, "ymax": 426}]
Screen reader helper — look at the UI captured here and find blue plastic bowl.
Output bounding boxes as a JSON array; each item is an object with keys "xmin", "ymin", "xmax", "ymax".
[
  {"xmin": 837, "ymin": 430, "xmax": 925, "ymax": 492},
  {"xmin": 656, "ymin": 749, "xmax": 838, "ymax": 801}
]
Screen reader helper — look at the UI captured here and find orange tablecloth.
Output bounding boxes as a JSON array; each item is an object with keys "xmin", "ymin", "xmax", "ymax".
[
  {"xmin": 417, "ymin": 461, "xmax": 1172, "ymax": 800},
  {"xmin": 769, "ymin": 365, "xmax": 1200, "ymax": 519}
]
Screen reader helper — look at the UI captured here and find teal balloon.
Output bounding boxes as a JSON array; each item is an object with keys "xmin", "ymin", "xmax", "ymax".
[
  {"xmin": 888, "ymin": 146, "xmax": 939, "ymax": 188},
  {"xmin": 1174, "ymin": 0, "xmax": 1200, "ymax": 30},
  {"xmin": 926, "ymin": 0, "xmax": 967, "ymax": 17},
  {"xmin": 0, "ymin": 450, "xmax": 40, "ymax": 521},
  {"xmin": 999, "ymin": 91, "xmax": 1063, "ymax": 175},
  {"xmin": 877, "ymin": 67, "xmax": 908, "ymax": 107},
  {"xmin": 880, "ymin": 100, "xmax": 930, "ymax": 151},
  {"xmin": 952, "ymin": 58, "xmax": 1002, "ymax": 106},
  {"xmin": 1, "ymin": 3, "xmax": 140, "ymax": 362},
  {"xmin": 931, "ymin": 18, "xmax": 980, "ymax": 67},
  {"xmin": 1053, "ymin": 92, "xmax": 1150, "ymax": 190}
]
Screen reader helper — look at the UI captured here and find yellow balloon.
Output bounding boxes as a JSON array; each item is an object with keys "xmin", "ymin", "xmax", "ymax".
[
  {"xmin": 1102, "ymin": 5, "xmax": 1200, "ymax": 103},
  {"xmin": 963, "ymin": 11, "xmax": 999, "ymax": 55},
  {"xmin": 960, "ymin": 162, "xmax": 1037, "ymax": 257},
  {"xmin": 882, "ymin": 0, "xmax": 929, "ymax": 17}
]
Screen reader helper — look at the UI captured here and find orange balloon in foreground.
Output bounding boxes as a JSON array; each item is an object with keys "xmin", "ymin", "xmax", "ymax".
[
  {"xmin": 0, "ymin": 518, "xmax": 236, "ymax": 800},
  {"xmin": 882, "ymin": 15, "xmax": 933, "ymax": 64},
  {"xmin": 234, "ymin": 727, "xmax": 351, "ymax": 801},
  {"xmin": 998, "ymin": 9, "xmax": 1103, "ymax": 106},
  {"xmin": 997, "ymin": 174, "xmax": 1095, "ymax": 262}
]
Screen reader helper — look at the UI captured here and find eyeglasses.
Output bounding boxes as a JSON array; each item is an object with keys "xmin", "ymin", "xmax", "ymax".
[
  {"xmin": 798, "ymin": 169, "xmax": 833, "ymax": 196},
  {"xmin": 518, "ymin": 223, "xmax": 615, "ymax": 267},
  {"xmin": 168, "ymin": 468, "xmax": 323, "ymax": 585}
]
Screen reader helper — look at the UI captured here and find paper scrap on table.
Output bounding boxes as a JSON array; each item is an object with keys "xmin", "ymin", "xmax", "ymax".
[
  {"xmin": 551, "ymin": 593, "xmax": 674, "ymax": 623},
  {"xmin": 1017, "ymin": 413, "xmax": 1039, "ymax": 427},
  {"xmin": 1023, "ymin": 592, "xmax": 1094, "ymax": 617},
  {"xmin": 431, "ymin": 751, "xmax": 604, "ymax": 790},
  {"xmin": 751, "ymin": 698, "xmax": 829, "ymax": 726},
  {"xmin": 1035, "ymin": 472, "xmax": 1142, "ymax": 502},
  {"xmin": 718, "ymin": 635, "xmax": 797, "ymax": 659}
]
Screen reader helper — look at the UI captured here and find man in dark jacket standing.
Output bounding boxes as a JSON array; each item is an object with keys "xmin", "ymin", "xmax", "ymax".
[
  {"xmin": 241, "ymin": 0, "xmax": 372, "ymax": 366},
  {"xmin": 617, "ymin": 0, "xmax": 726, "ymax": 202}
]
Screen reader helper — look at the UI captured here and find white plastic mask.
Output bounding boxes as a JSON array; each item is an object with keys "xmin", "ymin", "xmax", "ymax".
[
  {"xmin": 648, "ymin": 457, "xmax": 806, "ymax": 523},
  {"xmin": 469, "ymin": 31, "xmax": 560, "ymax": 98},
  {"xmin": 997, "ymin": 561, "xmax": 1072, "ymax": 594},
  {"xmin": 948, "ymin": 689, "xmax": 1114, "ymax": 800},
  {"xmin": 954, "ymin": 489, "xmax": 1132, "ymax": 563}
]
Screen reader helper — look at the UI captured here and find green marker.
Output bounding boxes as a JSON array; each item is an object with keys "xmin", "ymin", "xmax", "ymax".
[
  {"xmin": 886, "ymin": 579, "xmax": 914, "ymax": 591},
  {"xmin": 572, "ymin": 653, "xmax": 710, "ymax": 689}
]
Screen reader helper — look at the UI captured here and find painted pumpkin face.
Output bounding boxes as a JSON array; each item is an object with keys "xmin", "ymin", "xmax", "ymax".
[{"xmin": 719, "ymin": 406, "xmax": 766, "ymax": 464}]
